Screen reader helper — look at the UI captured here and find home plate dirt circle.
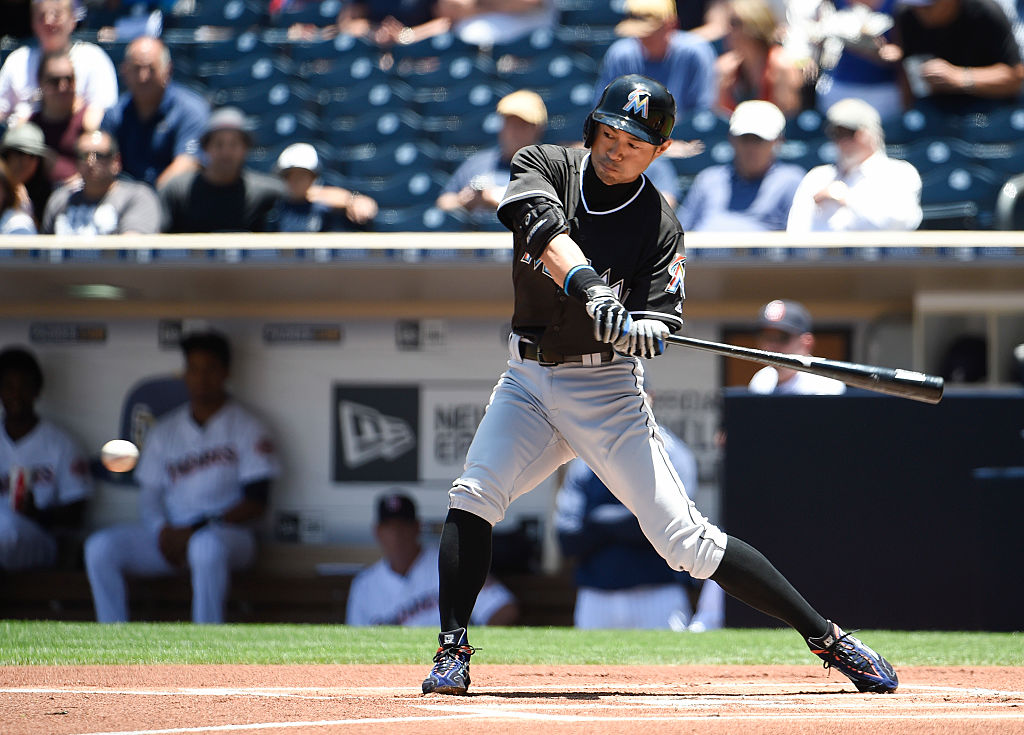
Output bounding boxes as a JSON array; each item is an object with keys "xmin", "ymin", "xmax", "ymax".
[{"xmin": 1, "ymin": 665, "xmax": 1022, "ymax": 735}]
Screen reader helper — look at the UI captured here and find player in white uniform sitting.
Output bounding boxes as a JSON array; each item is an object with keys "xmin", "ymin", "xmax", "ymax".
[
  {"xmin": 85, "ymin": 331, "xmax": 280, "ymax": 624},
  {"xmin": 747, "ymin": 300, "xmax": 847, "ymax": 396},
  {"xmin": 347, "ymin": 493, "xmax": 518, "ymax": 627},
  {"xmin": 0, "ymin": 347, "xmax": 92, "ymax": 570}
]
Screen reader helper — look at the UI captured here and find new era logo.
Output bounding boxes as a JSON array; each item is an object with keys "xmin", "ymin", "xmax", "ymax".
[
  {"xmin": 338, "ymin": 400, "xmax": 416, "ymax": 468},
  {"xmin": 443, "ymin": 634, "xmax": 455, "ymax": 645}
]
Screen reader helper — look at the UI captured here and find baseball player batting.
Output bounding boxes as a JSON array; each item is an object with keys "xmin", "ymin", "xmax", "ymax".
[{"xmin": 422, "ymin": 74, "xmax": 897, "ymax": 696}]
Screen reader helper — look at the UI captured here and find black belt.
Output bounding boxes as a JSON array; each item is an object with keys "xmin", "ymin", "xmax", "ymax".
[{"xmin": 518, "ymin": 340, "xmax": 615, "ymax": 366}]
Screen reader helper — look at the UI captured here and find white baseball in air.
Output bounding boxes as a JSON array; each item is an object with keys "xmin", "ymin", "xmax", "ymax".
[{"xmin": 101, "ymin": 439, "xmax": 139, "ymax": 473}]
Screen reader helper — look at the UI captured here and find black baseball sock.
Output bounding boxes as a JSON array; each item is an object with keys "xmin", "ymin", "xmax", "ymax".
[
  {"xmin": 710, "ymin": 535, "xmax": 829, "ymax": 640},
  {"xmin": 437, "ymin": 508, "xmax": 493, "ymax": 632}
]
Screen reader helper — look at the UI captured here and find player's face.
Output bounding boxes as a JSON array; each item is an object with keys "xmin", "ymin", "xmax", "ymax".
[
  {"xmin": 589, "ymin": 123, "xmax": 671, "ymax": 186},
  {"xmin": 0, "ymin": 370, "xmax": 39, "ymax": 420},
  {"xmin": 183, "ymin": 350, "xmax": 229, "ymax": 406}
]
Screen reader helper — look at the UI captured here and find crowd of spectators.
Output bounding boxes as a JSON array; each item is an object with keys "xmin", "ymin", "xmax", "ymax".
[{"xmin": 0, "ymin": 0, "xmax": 1022, "ymax": 235}]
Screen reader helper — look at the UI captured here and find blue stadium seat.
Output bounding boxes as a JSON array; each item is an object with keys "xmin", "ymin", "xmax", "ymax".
[
  {"xmin": 191, "ymin": 32, "xmax": 274, "ymax": 64},
  {"xmin": 288, "ymin": 33, "xmax": 377, "ymax": 65},
  {"xmin": 303, "ymin": 55, "xmax": 390, "ymax": 93},
  {"xmin": 250, "ymin": 110, "xmax": 322, "ymax": 148},
  {"xmin": 557, "ymin": 0, "xmax": 628, "ymax": 28},
  {"xmin": 490, "ymin": 27, "xmax": 569, "ymax": 59},
  {"xmin": 201, "ymin": 55, "xmax": 293, "ymax": 91},
  {"xmin": 668, "ymin": 140, "xmax": 735, "ymax": 176},
  {"xmin": 890, "ymin": 137, "xmax": 973, "ymax": 174},
  {"xmin": 321, "ymin": 79, "xmax": 415, "ymax": 120},
  {"xmin": 960, "ymin": 106, "xmax": 1024, "ymax": 144},
  {"xmin": 325, "ymin": 110, "xmax": 423, "ymax": 149},
  {"xmin": 268, "ymin": 0, "xmax": 343, "ymax": 28},
  {"xmin": 169, "ymin": 0, "xmax": 264, "ymax": 30},
  {"xmin": 776, "ymin": 138, "xmax": 826, "ymax": 171},
  {"xmin": 969, "ymin": 141, "xmax": 1024, "ymax": 176},
  {"xmin": 389, "ymin": 32, "xmax": 479, "ymax": 65},
  {"xmin": 881, "ymin": 107, "xmax": 957, "ymax": 145},
  {"xmin": 784, "ymin": 108, "xmax": 825, "ymax": 141},
  {"xmin": 343, "ymin": 139, "xmax": 442, "ymax": 179},
  {"xmin": 993, "ymin": 172, "xmax": 1024, "ymax": 229},
  {"xmin": 424, "ymin": 106, "xmax": 504, "ymax": 149},
  {"xmin": 352, "ymin": 171, "xmax": 445, "ymax": 208},
  {"xmin": 919, "ymin": 164, "xmax": 1005, "ymax": 229},
  {"xmin": 493, "ymin": 47, "xmax": 597, "ymax": 90},
  {"xmin": 210, "ymin": 79, "xmax": 314, "ymax": 115},
  {"xmin": 543, "ymin": 106, "xmax": 589, "ymax": 144},
  {"xmin": 373, "ymin": 204, "xmax": 470, "ymax": 233},
  {"xmin": 394, "ymin": 53, "xmax": 494, "ymax": 89},
  {"xmin": 672, "ymin": 109, "xmax": 730, "ymax": 143},
  {"xmin": 415, "ymin": 79, "xmax": 512, "ymax": 119}
]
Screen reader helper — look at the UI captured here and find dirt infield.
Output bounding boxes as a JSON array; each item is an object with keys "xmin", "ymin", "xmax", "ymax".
[{"xmin": 1, "ymin": 664, "xmax": 1022, "ymax": 735}]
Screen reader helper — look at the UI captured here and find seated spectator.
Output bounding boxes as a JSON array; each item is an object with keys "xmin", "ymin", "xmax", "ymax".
[
  {"xmin": 716, "ymin": 0, "xmax": 804, "ymax": 117},
  {"xmin": 555, "ymin": 424, "xmax": 724, "ymax": 631},
  {"xmin": 787, "ymin": 97, "xmax": 922, "ymax": 230},
  {"xmin": 677, "ymin": 100, "xmax": 804, "ymax": 231},
  {"xmin": 346, "ymin": 492, "xmax": 519, "ymax": 626},
  {"xmin": 748, "ymin": 299, "xmax": 846, "ymax": 394},
  {"xmin": 595, "ymin": 0, "xmax": 717, "ymax": 119},
  {"xmin": 41, "ymin": 129, "xmax": 161, "ymax": 234},
  {"xmin": 436, "ymin": 90, "xmax": 546, "ymax": 224},
  {"xmin": 267, "ymin": 142, "xmax": 377, "ymax": 232},
  {"xmin": 0, "ymin": 0, "xmax": 118, "ymax": 127},
  {"xmin": 443, "ymin": 0, "xmax": 557, "ymax": 47},
  {"xmin": 28, "ymin": 49, "xmax": 94, "ymax": 186},
  {"xmin": 85, "ymin": 331, "xmax": 280, "ymax": 624},
  {"xmin": 158, "ymin": 107, "xmax": 285, "ymax": 233},
  {"xmin": 0, "ymin": 346, "xmax": 92, "ymax": 570},
  {"xmin": 0, "ymin": 160, "xmax": 37, "ymax": 234},
  {"xmin": 0, "ymin": 121, "xmax": 53, "ymax": 223},
  {"xmin": 335, "ymin": 0, "xmax": 451, "ymax": 47},
  {"xmin": 101, "ymin": 36, "xmax": 209, "ymax": 189},
  {"xmin": 880, "ymin": 0, "xmax": 1024, "ymax": 114},
  {"xmin": 814, "ymin": 0, "xmax": 903, "ymax": 121}
]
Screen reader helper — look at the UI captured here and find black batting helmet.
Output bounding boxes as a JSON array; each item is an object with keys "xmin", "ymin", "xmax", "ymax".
[{"xmin": 584, "ymin": 74, "xmax": 676, "ymax": 147}]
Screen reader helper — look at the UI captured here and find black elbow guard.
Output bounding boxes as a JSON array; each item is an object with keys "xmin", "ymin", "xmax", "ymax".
[{"xmin": 499, "ymin": 196, "xmax": 569, "ymax": 259}]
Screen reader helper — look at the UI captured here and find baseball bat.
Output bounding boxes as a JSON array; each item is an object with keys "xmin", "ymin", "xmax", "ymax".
[{"xmin": 664, "ymin": 334, "xmax": 944, "ymax": 404}]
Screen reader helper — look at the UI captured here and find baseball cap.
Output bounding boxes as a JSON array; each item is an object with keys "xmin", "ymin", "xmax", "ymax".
[
  {"xmin": 0, "ymin": 122, "xmax": 51, "ymax": 159},
  {"xmin": 376, "ymin": 493, "xmax": 417, "ymax": 524},
  {"xmin": 729, "ymin": 100, "xmax": 786, "ymax": 141},
  {"xmin": 826, "ymin": 98, "xmax": 882, "ymax": 134},
  {"xmin": 275, "ymin": 142, "xmax": 320, "ymax": 174},
  {"xmin": 615, "ymin": 0, "xmax": 677, "ymax": 38},
  {"xmin": 758, "ymin": 299, "xmax": 812, "ymax": 336},
  {"xmin": 200, "ymin": 106, "xmax": 253, "ymax": 148},
  {"xmin": 496, "ymin": 90, "xmax": 548, "ymax": 127}
]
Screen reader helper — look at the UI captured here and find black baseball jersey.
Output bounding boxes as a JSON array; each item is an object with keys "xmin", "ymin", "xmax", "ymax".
[{"xmin": 497, "ymin": 144, "xmax": 686, "ymax": 356}]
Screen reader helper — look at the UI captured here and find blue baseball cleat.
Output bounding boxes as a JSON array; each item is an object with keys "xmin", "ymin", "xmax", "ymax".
[
  {"xmin": 422, "ymin": 627, "xmax": 475, "ymax": 695},
  {"xmin": 807, "ymin": 621, "xmax": 899, "ymax": 693}
]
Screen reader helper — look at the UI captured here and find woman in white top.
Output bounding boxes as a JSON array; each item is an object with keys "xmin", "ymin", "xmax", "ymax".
[{"xmin": 0, "ymin": 0, "xmax": 118, "ymax": 128}]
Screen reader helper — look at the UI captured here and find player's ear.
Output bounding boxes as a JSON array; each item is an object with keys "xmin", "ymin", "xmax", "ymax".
[{"xmin": 653, "ymin": 139, "xmax": 673, "ymax": 159}]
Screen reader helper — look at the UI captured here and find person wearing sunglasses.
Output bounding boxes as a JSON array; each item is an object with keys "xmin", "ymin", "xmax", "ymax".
[
  {"xmin": 40, "ymin": 129, "xmax": 160, "ymax": 234},
  {"xmin": 786, "ymin": 97, "xmax": 921, "ymax": 231},
  {"xmin": 28, "ymin": 50, "xmax": 93, "ymax": 187}
]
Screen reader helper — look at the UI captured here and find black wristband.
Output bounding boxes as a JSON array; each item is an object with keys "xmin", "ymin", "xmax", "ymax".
[{"xmin": 564, "ymin": 265, "xmax": 606, "ymax": 303}]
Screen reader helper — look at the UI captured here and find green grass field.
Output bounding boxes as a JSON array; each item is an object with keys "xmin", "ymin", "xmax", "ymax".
[{"xmin": 1, "ymin": 621, "xmax": 1020, "ymax": 667}]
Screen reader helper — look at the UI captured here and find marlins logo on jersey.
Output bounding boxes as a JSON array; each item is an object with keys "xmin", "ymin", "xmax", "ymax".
[
  {"xmin": 623, "ymin": 89, "xmax": 650, "ymax": 118},
  {"xmin": 665, "ymin": 254, "xmax": 686, "ymax": 297}
]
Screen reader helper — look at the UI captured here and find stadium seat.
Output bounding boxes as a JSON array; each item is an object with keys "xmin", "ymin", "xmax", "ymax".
[
  {"xmin": 993, "ymin": 173, "xmax": 1024, "ymax": 229},
  {"xmin": 201, "ymin": 55, "xmax": 293, "ymax": 91},
  {"xmin": 968, "ymin": 141, "xmax": 1024, "ymax": 176},
  {"xmin": 372, "ymin": 204, "xmax": 470, "ymax": 233},
  {"xmin": 191, "ymin": 31, "xmax": 273, "ymax": 64},
  {"xmin": 394, "ymin": 53, "xmax": 494, "ymax": 89},
  {"xmin": 493, "ymin": 47, "xmax": 597, "ymax": 90},
  {"xmin": 960, "ymin": 106, "xmax": 1024, "ymax": 144},
  {"xmin": 414, "ymin": 79, "xmax": 512, "ymax": 119},
  {"xmin": 210, "ymin": 79, "xmax": 312, "ymax": 115},
  {"xmin": 424, "ymin": 106, "xmax": 504, "ymax": 149},
  {"xmin": 342, "ymin": 139, "xmax": 442, "ymax": 179},
  {"xmin": 169, "ymin": 0, "xmax": 264, "ymax": 30},
  {"xmin": 784, "ymin": 108, "xmax": 825, "ymax": 141},
  {"xmin": 881, "ymin": 107, "xmax": 957, "ymax": 145},
  {"xmin": 919, "ymin": 164, "xmax": 1005, "ymax": 229},
  {"xmin": 668, "ymin": 140, "xmax": 735, "ymax": 176},
  {"xmin": 250, "ymin": 110, "xmax": 322, "ymax": 148},
  {"xmin": 557, "ymin": 0, "xmax": 628, "ymax": 28},
  {"xmin": 672, "ymin": 109, "xmax": 730, "ymax": 143},
  {"xmin": 776, "ymin": 138, "xmax": 826, "ymax": 171},
  {"xmin": 389, "ymin": 32, "xmax": 479, "ymax": 65},
  {"xmin": 268, "ymin": 0, "xmax": 343, "ymax": 28},
  {"xmin": 890, "ymin": 137, "xmax": 973, "ymax": 173},
  {"xmin": 320, "ymin": 78, "xmax": 414, "ymax": 120},
  {"xmin": 288, "ymin": 33, "xmax": 377, "ymax": 66},
  {"xmin": 351, "ymin": 171, "xmax": 445, "ymax": 209},
  {"xmin": 326, "ymin": 110, "xmax": 423, "ymax": 149},
  {"xmin": 490, "ymin": 27, "xmax": 568, "ymax": 59}
]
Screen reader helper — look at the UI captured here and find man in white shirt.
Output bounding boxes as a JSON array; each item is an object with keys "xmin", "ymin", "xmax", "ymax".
[
  {"xmin": 346, "ymin": 493, "xmax": 518, "ymax": 627},
  {"xmin": 748, "ymin": 299, "xmax": 847, "ymax": 395},
  {"xmin": 786, "ymin": 98, "xmax": 922, "ymax": 232},
  {"xmin": 85, "ymin": 331, "xmax": 280, "ymax": 623},
  {"xmin": 0, "ymin": 346, "xmax": 92, "ymax": 570},
  {"xmin": 0, "ymin": 0, "xmax": 118, "ymax": 127}
]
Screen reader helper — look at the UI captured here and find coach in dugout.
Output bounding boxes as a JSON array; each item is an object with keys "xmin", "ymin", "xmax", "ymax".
[{"xmin": 346, "ymin": 493, "xmax": 519, "ymax": 627}]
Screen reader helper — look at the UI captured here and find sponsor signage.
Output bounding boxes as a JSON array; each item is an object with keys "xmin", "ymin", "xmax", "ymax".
[
  {"xmin": 29, "ymin": 322, "xmax": 106, "ymax": 343},
  {"xmin": 332, "ymin": 382, "xmax": 492, "ymax": 483},
  {"xmin": 263, "ymin": 323, "xmax": 343, "ymax": 344}
]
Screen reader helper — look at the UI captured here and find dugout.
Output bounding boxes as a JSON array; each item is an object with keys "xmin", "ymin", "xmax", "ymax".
[{"xmin": 721, "ymin": 389, "xmax": 1024, "ymax": 632}]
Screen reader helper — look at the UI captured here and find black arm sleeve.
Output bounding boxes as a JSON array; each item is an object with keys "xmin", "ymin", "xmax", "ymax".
[{"xmin": 497, "ymin": 196, "xmax": 570, "ymax": 260}]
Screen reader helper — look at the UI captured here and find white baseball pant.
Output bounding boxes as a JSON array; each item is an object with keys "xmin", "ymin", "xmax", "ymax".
[
  {"xmin": 84, "ymin": 522, "xmax": 256, "ymax": 623},
  {"xmin": 450, "ymin": 335, "xmax": 728, "ymax": 580},
  {"xmin": 0, "ymin": 507, "xmax": 58, "ymax": 570}
]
